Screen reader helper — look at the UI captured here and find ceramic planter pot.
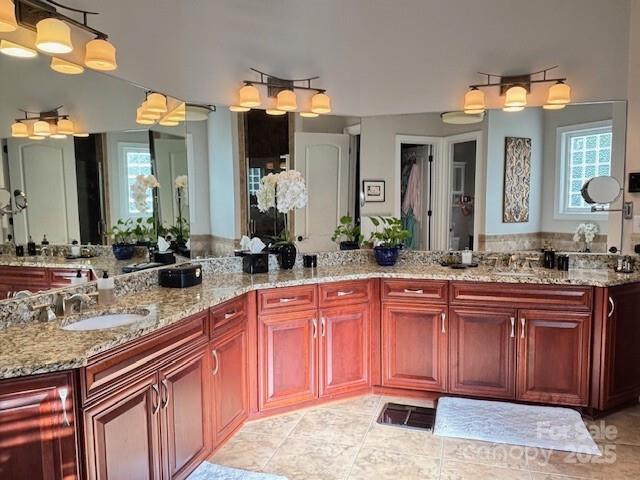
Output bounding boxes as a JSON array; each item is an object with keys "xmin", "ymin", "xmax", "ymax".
[
  {"xmin": 277, "ymin": 243, "xmax": 297, "ymax": 269},
  {"xmin": 339, "ymin": 241, "xmax": 359, "ymax": 251},
  {"xmin": 373, "ymin": 245, "xmax": 400, "ymax": 266},
  {"xmin": 112, "ymin": 243, "xmax": 136, "ymax": 260}
]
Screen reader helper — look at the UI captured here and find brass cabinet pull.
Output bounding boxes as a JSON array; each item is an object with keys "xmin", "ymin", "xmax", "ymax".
[
  {"xmin": 510, "ymin": 317, "xmax": 515, "ymax": 338},
  {"xmin": 161, "ymin": 379, "xmax": 169, "ymax": 410},
  {"xmin": 151, "ymin": 384, "xmax": 161, "ymax": 414},
  {"xmin": 224, "ymin": 310, "xmax": 237, "ymax": 319},
  {"xmin": 441, "ymin": 312, "xmax": 446, "ymax": 333},
  {"xmin": 58, "ymin": 387, "xmax": 71, "ymax": 427},
  {"xmin": 321, "ymin": 317, "xmax": 326, "ymax": 337},
  {"xmin": 520, "ymin": 318, "xmax": 526, "ymax": 339},
  {"xmin": 279, "ymin": 297, "xmax": 296, "ymax": 303},
  {"xmin": 212, "ymin": 350, "xmax": 220, "ymax": 375},
  {"xmin": 337, "ymin": 290, "xmax": 354, "ymax": 297},
  {"xmin": 312, "ymin": 318, "xmax": 317, "ymax": 338},
  {"xmin": 404, "ymin": 288, "xmax": 424, "ymax": 294},
  {"xmin": 608, "ymin": 296, "xmax": 615, "ymax": 318}
]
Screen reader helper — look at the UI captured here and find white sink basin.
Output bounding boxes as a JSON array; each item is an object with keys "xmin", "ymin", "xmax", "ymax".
[{"xmin": 62, "ymin": 311, "xmax": 149, "ymax": 331}]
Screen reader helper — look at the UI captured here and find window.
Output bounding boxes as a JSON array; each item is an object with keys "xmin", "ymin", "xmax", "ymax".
[
  {"xmin": 248, "ymin": 167, "xmax": 262, "ymax": 195},
  {"xmin": 118, "ymin": 143, "xmax": 152, "ymax": 217},
  {"xmin": 558, "ymin": 121, "xmax": 612, "ymax": 215}
]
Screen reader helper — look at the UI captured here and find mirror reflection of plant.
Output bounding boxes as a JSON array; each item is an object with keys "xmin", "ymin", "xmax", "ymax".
[
  {"xmin": 331, "ymin": 215, "xmax": 362, "ymax": 244},
  {"xmin": 369, "ymin": 216, "xmax": 411, "ymax": 247},
  {"xmin": 174, "ymin": 175, "xmax": 188, "ymax": 243},
  {"xmin": 132, "ymin": 217, "xmax": 156, "ymax": 243},
  {"xmin": 108, "ymin": 218, "xmax": 135, "ymax": 245}
]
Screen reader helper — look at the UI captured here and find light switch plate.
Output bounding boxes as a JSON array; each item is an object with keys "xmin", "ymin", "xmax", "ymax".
[{"xmin": 633, "ymin": 215, "xmax": 640, "ymax": 234}]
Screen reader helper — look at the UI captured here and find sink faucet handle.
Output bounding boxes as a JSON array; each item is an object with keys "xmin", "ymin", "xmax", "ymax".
[{"xmin": 30, "ymin": 302, "xmax": 57, "ymax": 322}]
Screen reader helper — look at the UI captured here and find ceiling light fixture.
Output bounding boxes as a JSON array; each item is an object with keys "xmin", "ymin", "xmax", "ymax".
[
  {"xmin": 84, "ymin": 38, "xmax": 117, "ymax": 71},
  {"xmin": 10, "ymin": 121, "xmax": 28, "ymax": 137},
  {"xmin": 462, "ymin": 66, "xmax": 571, "ymax": 113},
  {"xmin": 51, "ymin": 57, "xmax": 84, "ymax": 74},
  {"xmin": 35, "ymin": 17, "xmax": 72, "ymax": 53},
  {"xmin": 441, "ymin": 111, "xmax": 485, "ymax": 125},
  {"xmin": 10, "ymin": 106, "xmax": 81, "ymax": 139},
  {"xmin": 0, "ymin": 0, "xmax": 17, "ymax": 32},
  {"xmin": 136, "ymin": 93, "xmax": 190, "ymax": 126},
  {"xmin": 0, "ymin": 39, "xmax": 37, "ymax": 57},
  {"xmin": 234, "ymin": 68, "xmax": 331, "ymax": 116}
]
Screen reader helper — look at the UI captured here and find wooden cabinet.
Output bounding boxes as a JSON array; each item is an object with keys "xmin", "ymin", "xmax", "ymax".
[
  {"xmin": 83, "ymin": 371, "xmax": 162, "ymax": 480},
  {"xmin": 319, "ymin": 303, "xmax": 370, "ymax": 397},
  {"xmin": 449, "ymin": 307, "xmax": 517, "ymax": 399},
  {"xmin": 211, "ymin": 320, "xmax": 248, "ymax": 446},
  {"xmin": 0, "ymin": 372, "xmax": 78, "ymax": 480},
  {"xmin": 381, "ymin": 303, "xmax": 447, "ymax": 391},
  {"xmin": 517, "ymin": 310, "xmax": 591, "ymax": 406},
  {"xmin": 0, "ymin": 266, "xmax": 49, "ymax": 298},
  {"xmin": 258, "ymin": 310, "xmax": 317, "ymax": 410},
  {"xmin": 160, "ymin": 346, "xmax": 212, "ymax": 480}
]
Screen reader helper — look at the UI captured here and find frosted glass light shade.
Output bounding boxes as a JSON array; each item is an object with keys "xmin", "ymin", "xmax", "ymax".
[
  {"xmin": 504, "ymin": 86, "xmax": 527, "ymax": 108},
  {"xmin": 0, "ymin": 40, "xmax": 37, "ymax": 58},
  {"xmin": 547, "ymin": 82, "xmax": 571, "ymax": 105},
  {"xmin": 56, "ymin": 118, "xmax": 74, "ymax": 135},
  {"xmin": 11, "ymin": 122, "xmax": 28, "ymax": 138},
  {"xmin": 33, "ymin": 121, "xmax": 51, "ymax": 137},
  {"xmin": 158, "ymin": 117, "xmax": 179, "ymax": 126},
  {"xmin": 140, "ymin": 101, "xmax": 162, "ymax": 120},
  {"xmin": 464, "ymin": 89, "xmax": 485, "ymax": 114},
  {"xmin": 229, "ymin": 105, "xmax": 250, "ymax": 112},
  {"xmin": 239, "ymin": 84, "xmax": 261, "ymax": 107},
  {"xmin": 0, "ymin": 0, "xmax": 17, "ymax": 32},
  {"xmin": 51, "ymin": 57, "xmax": 84, "ymax": 75},
  {"xmin": 300, "ymin": 111, "xmax": 319, "ymax": 118},
  {"xmin": 84, "ymin": 39, "xmax": 117, "ymax": 71},
  {"xmin": 136, "ymin": 107, "xmax": 155, "ymax": 125},
  {"xmin": 165, "ymin": 102, "xmax": 186, "ymax": 121},
  {"xmin": 543, "ymin": 103, "xmax": 566, "ymax": 110},
  {"xmin": 311, "ymin": 92, "xmax": 331, "ymax": 114},
  {"xmin": 502, "ymin": 105, "xmax": 525, "ymax": 112},
  {"xmin": 73, "ymin": 132, "xmax": 89, "ymax": 137},
  {"xmin": 146, "ymin": 93, "xmax": 168, "ymax": 113},
  {"xmin": 36, "ymin": 18, "xmax": 73, "ymax": 54},
  {"xmin": 276, "ymin": 90, "xmax": 297, "ymax": 111},
  {"xmin": 265, "ymin": 108, "xmax": 286, "ymax": 116},
  {"xmin": 49, "ymin": 125, "xmax": 67, "ymax": 139},
  {"xmin": 29, "ymin": 135, "xmax": 45, "ymax": 140}
]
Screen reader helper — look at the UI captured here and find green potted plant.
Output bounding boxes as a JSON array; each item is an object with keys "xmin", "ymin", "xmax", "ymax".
[
  {"xmin": 132, "ymin": 217, "xmax": 155, "ymax": 247},
  {"xmin": 331, "ymin": 215, "xmax": 362, "ymax": 250},
  {"xmin": 369, "ymin": 216, "xmax": 410, "ymax": 266},
  {"xmin": 108, "ymin": 218, "xmax": 136, "ymax": 260}
]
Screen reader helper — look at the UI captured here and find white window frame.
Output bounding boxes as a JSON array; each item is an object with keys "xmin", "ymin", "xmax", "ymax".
[
  {"xmin": 554, "ymin": 120, "xmax": 612, "ymax": 221},
  {"xmin": 117, "ymin": 142, "xmax": 153, "ymax": 219}
]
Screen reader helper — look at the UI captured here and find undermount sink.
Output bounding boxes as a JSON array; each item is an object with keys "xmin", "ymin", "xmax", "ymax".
[{"xmin": 61, "ymin": 310, "xmax": 150, "ymax": 331}]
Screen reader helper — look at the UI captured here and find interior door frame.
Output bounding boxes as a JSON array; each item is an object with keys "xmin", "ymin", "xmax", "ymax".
[{"xmin": 443, "ymin": 131, "xmax": 484, "ymax": 251}]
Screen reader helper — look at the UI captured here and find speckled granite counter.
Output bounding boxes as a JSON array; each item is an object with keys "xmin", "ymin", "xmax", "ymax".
[
  {"xmin": 0, "ymin": 253, "xmax": 149, "ymax": 278},
  {"xmin": 1, "ymin": 263, "xmax": 639, "ymax": 380}
]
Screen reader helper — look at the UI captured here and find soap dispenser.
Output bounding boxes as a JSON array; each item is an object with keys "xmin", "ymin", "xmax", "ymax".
[
  {"xmin": 97, "ymin": 270, "xmax": 115, "ymax": 304},
  {"xmin": 27, "ymin": 236, "xmax": 36, "ymax": 256},
  {"xmin": 41, "ymin": 235, "xmax": 49, "ymax": 245},
  {"xmin": 70, "ymin": 240, "xmax": 81, "ymax": 257},
  {"xmin": 70, "ymin": 269, "xmax": 87, "ymax": 285}
]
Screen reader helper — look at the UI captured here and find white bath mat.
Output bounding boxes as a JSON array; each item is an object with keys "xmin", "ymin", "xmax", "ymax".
[
  {"xmin": 187, "ymin": 462, "xmax": 288, "ymax": 480},
  {"xmin": 433, "ymin": 397, "xmax": 600, "ymax": 455}
]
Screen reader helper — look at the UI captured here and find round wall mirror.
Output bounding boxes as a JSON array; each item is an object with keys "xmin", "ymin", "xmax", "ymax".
[{"xmin": 581, "ymin": 176, "xmax": 622, "ymax": 205}]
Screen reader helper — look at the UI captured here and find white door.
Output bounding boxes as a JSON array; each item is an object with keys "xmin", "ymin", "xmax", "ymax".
[
  {"xmin": 294, "ymin": 132, "xmax": 350, "ymax": 251},
  {"xmin": 7, "ymin": 137, "xmax": 80, "ymax": 244},
  {"xmin": 153, "ymin": 138, "xmax": 188, "ymax": 227}
]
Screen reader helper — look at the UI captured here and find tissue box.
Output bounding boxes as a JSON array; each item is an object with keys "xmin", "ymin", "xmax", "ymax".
[{"xmin": 241, "ymin": 252, "xmax": 269, "ymax": 274}]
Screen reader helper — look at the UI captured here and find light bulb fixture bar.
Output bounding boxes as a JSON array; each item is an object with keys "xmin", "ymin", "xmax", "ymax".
[
  {"xmin": 468, "ymin": 66, "xmax": 566, "ymax": 94},
  {"xmin": 246, "ymin": 68, "xmax": 325, "ymax": 95},
  {"xmin": 14, "ymin": 106, "xmax": 67, "ymax": 122},
  {"xmin": 10, "ymin": 105, "xmax": 86, "ymax": 138},
  {"xmin": 15, "ymin": 0, "xmax": 107, "ymax": 39}
]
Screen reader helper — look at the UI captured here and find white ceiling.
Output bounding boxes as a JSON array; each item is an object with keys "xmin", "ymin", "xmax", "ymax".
[{"xmin": 7, "ymin": 0, "xmax": 632, "ymax": 116}]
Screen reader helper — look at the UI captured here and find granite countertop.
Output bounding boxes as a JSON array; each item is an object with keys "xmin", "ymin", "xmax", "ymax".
[
  {"xmin": 1, "ymin": 263, "xmax": 639, "ymax": 380},
  {"xmin": 0, "ymin": 254, "xmax": 149, "ymax": 278}
]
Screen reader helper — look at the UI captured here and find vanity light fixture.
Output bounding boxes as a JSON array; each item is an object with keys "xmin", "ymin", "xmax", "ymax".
[
  {"xmin": 0, "ymin": 0, "xmax": 17, "ymax": 32},
  {"xmin": 164, "ymin": 102, "xmax": 186, "ymax": 122},
  {"xmin": 49, "ymin": 124, "xmax": 66, "ymax": 139},
  {"xmin": 234, "ymin": 68, "xmax": 331, "ymax": 116},
  {"xmin": 33, "ymin": 120, "xmax": 51, "ymax": 136},
  {"xmin": 136, "ymin": 93, "xmax": 189, "ymax": 126},
  {"xmin": 300, "ymin": 111, "xmax": 319, "ymax": 118},
  {"xmin": 10, "ymin": 121, "xmax": 28, "ymax": 137},
  {"xmin": 56, "ymin": 117, "xmax": 73, "ymax": 135},
  {"xmin": 145, "ymin": 93, "xmax": 168, "ymax": 114},
  {"xmin": 73, "ymin": 131, "xmax": 88, "ymax": 137},
  {"xmin": 50, "ymin": 56, "xmax": 84, "ymax": 74},
  {"xmin": 0, "ymin": 39, "xmax": 37, "ymax": 57},
  {"xmin": 441, "ymin": 111, "xmax": 485, "ymax": 125},
  {"xmin": 10, "ymin": 0, "xmax": 117, "ymax": 70},
  {"xmin": 462, "ymin": 66, "xmax": 571, "ymax": 113},
  {"xmin": 136, "ymin": 107, "xmax": 155, "ymax": 125},
  {"xmin": 10, "ymin": 106, "xmax": 81, "ymax": 138}
]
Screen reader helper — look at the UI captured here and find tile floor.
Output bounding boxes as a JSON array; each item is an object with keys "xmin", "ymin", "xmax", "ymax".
[{"xmin": 207, "ymin": 395, "xmax": 640, "ymax": 480}]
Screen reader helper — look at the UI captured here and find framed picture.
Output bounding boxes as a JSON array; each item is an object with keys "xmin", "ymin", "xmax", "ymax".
[
  {"xmin": 363, "ymin": 180, "xmax": 385, "ymax": 202},
  {"xmin": 503, "ymin": 136, "xmax": 532, "ymax": 223}
]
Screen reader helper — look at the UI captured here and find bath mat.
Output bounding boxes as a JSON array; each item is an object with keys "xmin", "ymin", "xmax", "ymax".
[
  {"xmin": 187, "ymin": 462, "xmax": 288, "ymax": 480},
  {"xmin": 433, "ymin": 397, "xmax": 600, "ymax": 455}
]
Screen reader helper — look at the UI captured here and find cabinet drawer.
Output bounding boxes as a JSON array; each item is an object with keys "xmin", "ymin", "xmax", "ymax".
[
  {"xmin": 0, "ymin": 266, "xmax": 49, "ymax": 287},
  {"xmin": 450, "ymin": 282, "xmax": 593, "ymax": 311},
  {"xmin": 382, "ymin": 279, "xmax": 448, "ymax": 304},
  {"xmin": 210, "ymin": 296, "xmax": 246, "ymax": 336},
  {"xmin": 80, "ymin": 310, "xmax": 209, "ymax": 404},
  {"xmin": 49, "ymin": 268, "xmax": 93, "ymax": 287},
  {"xmin": 258, "ymin": 284, "xmax": 317, "ymax": 314},
  {"xmin": 319, "ymin": 280, "xmax": 372, "ymax": 307}
]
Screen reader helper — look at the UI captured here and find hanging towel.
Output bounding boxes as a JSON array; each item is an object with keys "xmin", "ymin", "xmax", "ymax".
[
  {"xmin": 402, "ymin": 208, "xmax": 420, "ymax": 249},
  {"xmin": 402, "ymin": 162, "xmax": 422, "ymax": 220}
]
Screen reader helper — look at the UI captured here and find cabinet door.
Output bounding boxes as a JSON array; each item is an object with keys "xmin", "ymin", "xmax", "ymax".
[
  {"xmin": 159, "ymin": 346, "xmax": 212, "ymax": 480},
  {"xmin": 600, "ymin": 284, "xmax": 640, "ymax": 409},
  {"xmin": 83, "ymin": 371, "xmax": 162, "ymax": 480},
  {"xmin": 0, "ymin": 372, "xmax": 78, "ymax": 480},
  {"xmin": 258, "ymin": 310, "xmax": 317, "ymax": 411},
  {"xmin": 211, "ymin": 325, "xmax": 248, "ymax": 446},
  {"xmin": 449, "ymin": 307, "xmax": 516, "ymax": 399},
  {"xmin": 319, "ymin": 304, "xmax": 370, "ymax": 397},
  {"xmin": 517, "ymin": 310, "xmax": 591, "ymax": 406},
  {"xmin": 382, "ymin": 303, "xmax": 447, "ymax": 391}
]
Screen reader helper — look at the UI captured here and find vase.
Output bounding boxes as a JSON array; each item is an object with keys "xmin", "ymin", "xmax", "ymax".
[
  {"xmin": 339, "ymin": 241, "xmax": 359, "ymax": 251},
  {"xmin": 277, "ymin": 243, "xmax": 297, "ymax": 269},
  {"xmin": 112, "ymin": 243, "xmax": 136, "ymax": 260},
  {"xmin": 373, "ymin": 245, "xmax": 400, "ymax": 266}
]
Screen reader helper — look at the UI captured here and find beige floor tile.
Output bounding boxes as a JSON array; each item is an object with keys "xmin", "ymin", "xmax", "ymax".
[
  {"xmin": 239, "ymin": 411, "xmax": 304, "ymax": 439},
  {"xmin": 264, "ymin": 436, "xmax": 359, "ymax": 480},
  {"xmin": 289, "ymin": 408, "xmax": 372, "ymax": 446},
  {"xmin": 530, "ymin": 473, "xmax": 584, "ymax": 480},
  {"xmin": 442, "ymin": 438, "xmax": 528, "ymax": 470},
  {"xmin": 363, "ymin": 423, "xmax": 442, "ymax": 458},
  {"xmin": 379, "ymin": 394, "xmax": 437, "ymax": 409},
  {"xmin": 440, "ymin": 460, "xmax": 530, "ymax": 480},
  {"xmin": 598, "ymin": 406, "xmax": 640, "ymax": 446},
  {"xmin": 347, "ymin": 446, "xmax": 440, "ymax": 480},
  {"xmin": 318, "ymin": 394, "xmax": 382, "ymax": 417},
  {"xmin": 209, "ymin": 431, "xmax": 282, "ymax": 471},
  {"xmin": 527, "ymin": 449, "xmax": 604, "ymax": 479}
]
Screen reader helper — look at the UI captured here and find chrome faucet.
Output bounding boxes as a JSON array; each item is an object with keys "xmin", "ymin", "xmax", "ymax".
[
  {"xmin": 30, "ymin": 302, "xmax": 57, "ymax": 322},
  {"xmin": 60, "ymin": 292, "xmax": 99, "ymax": 315}
]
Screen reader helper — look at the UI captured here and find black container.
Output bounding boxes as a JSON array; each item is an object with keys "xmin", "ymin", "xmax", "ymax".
[
  {"xmin": 159, "ymin": 263, "xmax": 202, "ymax": 288},
  {"xmin": 339, "ymin": 241, "xmax": 359, "ymax": 250},
  {"xmin": 154, "ymin": 250, "xmax": 176, "ymax": 265},
  {"xmin": 543, "ymin": 249, "xmax": 556, "ymax": 269},
  {"xmin": 557, "ymin": 255, "xmax": 569, "ymax": 271},
  {"xmin": 303, "ymin": 254, "xmax": 317, "ymax": 268},
  {"xmin": 277, "ymin": 243, "xmax": 297, "ymax": 270},
  {"xmin": 241, "ymin": 252, "xmax": 269, "ymax": 274},
  {"xmin": 27, "ymin": 237, "xmax": 36, "ymax": 256},
  {"xmin": 15, "ymin": 245, "xmax": 24, "ymax": 257}
]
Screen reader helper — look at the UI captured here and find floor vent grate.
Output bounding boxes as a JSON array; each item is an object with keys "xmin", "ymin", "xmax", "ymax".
[{"xmin": 376, "ymin": 402, "xmax": 437, "ymax": 431}]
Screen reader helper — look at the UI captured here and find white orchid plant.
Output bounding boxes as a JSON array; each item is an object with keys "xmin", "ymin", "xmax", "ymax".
[
  {"xmin": 256, "ymin": 170, "xmax": 308, "ymax": 244},
  {"xmin": 574, "ymin": 222, "xmax": 599, "ymax": 250},
  {"xmin": 131, "ymin": 174, "xmax": 160, "ymax": 213}
]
